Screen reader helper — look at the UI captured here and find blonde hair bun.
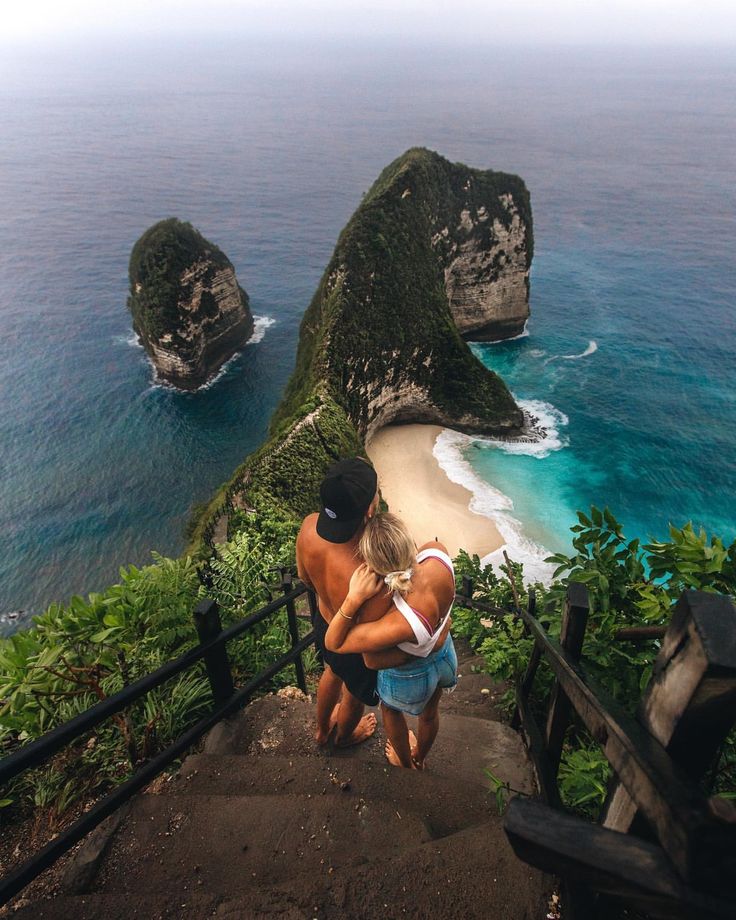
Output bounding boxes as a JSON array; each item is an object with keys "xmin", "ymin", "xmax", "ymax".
[{"xmin": 359, "ymin": 512, "xmax": 416, "ymax": 596}]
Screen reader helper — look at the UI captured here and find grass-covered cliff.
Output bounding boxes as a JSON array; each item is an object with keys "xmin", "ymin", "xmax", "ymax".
[
  {"xmin": 274, "ymin": 147, "xmax": 531, "ymax": 440},
  {"xmin": 189, "ymin": 148, "xmax": 534, "ymax": 548}
]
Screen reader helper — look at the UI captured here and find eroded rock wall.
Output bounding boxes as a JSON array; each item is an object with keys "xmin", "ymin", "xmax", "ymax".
[
  {"xmin": 146, "ymin": 261, "xmax": 253, "ymax": 390},
  {"xmin": 440, "ymin": 194, "xmax": 530, "ymax": 341},
  {"xmin": 128, "ymin": 219, "xmax": 254, "ymax": 390}
]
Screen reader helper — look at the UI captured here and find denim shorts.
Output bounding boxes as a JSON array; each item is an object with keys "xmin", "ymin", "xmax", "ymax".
[{"xmin": 377, "ymin": 636, "xmax": 458, "ymax": 716}]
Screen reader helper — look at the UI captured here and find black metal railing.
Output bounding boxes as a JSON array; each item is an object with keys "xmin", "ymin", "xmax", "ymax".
[{"xmin": 0, "ymin": 576, "xmax": 316, "ymax": 907}]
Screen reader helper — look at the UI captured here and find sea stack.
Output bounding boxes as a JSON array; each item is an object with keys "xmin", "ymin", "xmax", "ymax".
[{"xmin": 128, "ymin": 219, "xmax": 254, "ymax": 390}]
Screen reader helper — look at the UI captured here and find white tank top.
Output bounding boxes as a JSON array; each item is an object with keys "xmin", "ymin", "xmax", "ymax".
[{"xmin": 394, "ymin": 548, "xmax": 454, "ymax": 658}]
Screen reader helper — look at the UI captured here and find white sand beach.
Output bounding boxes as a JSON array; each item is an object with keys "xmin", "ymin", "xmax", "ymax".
[{"xmin": 366, "ymin": 424, "xmax": 504, "ymax": 560}]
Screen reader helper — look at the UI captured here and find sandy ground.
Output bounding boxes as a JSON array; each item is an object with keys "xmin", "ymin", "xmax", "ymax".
[{"xmin": 366, "ymin": 424, "xmax": 503, "ymax": 559}]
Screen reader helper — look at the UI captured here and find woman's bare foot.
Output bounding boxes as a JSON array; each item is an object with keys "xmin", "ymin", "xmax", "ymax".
[
  {"xmin": 385, "ymin": 730, "xmax": 418, "ymax": 768},
  {"xmin": 315, "ymin": 703, "xmax": 341, "ymax": 746},
  {"xmin": 334, "ymin": 712, "xmax": 378, "ymax": 747}
]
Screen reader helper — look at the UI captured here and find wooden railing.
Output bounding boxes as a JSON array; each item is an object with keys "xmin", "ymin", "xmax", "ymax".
[
  {"xmin": 0, "ymin": 575, "xmax": 316, "ymax": 908},
  {"xmin": 486, "ymin": 583, "xmax": 736, "ymax": 920}
]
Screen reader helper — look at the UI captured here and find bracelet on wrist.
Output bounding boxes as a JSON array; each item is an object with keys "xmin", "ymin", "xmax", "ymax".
[{"xmin": 337, "ymin": 607, "xmax": 355, "ymax": 621}]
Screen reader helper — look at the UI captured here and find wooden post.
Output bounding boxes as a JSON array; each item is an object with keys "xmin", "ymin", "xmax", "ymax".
[
  {"xmin": 603, "ymin": 590, "xmax": 736, "ymax": 835},
  {"xmin": 505, "ymin": 798, "xmax": 735, "ymax": 920},
  {"xmin": 282, "ymin": 572, "xmax": 307, "ymax": 694},
  {"xmin": 512, "ymin": 590, "xmax": 540, "ymax": 730},
  {"xmin": 545, "ymin": 582, "xmax": 590, "ymax": 773},
  {"xmin": 193, "ymin": 599, "xmax": 234, "ymax": 704},
  {"xmin": 461, "ymin": 575, "xmax": 473, "ymax": 601}
]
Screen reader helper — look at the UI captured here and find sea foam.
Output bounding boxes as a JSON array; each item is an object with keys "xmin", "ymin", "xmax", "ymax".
[
  {"xmin": 545, "ymin": 339, "xmax": 598, "ymax": 364},
  {"xmin": 248, "ymin": 315, "xmax": 276, "ymax": 344},
  {"xmin": 432, "ymin": 400, "xmax": 569, "ymax": 585}
]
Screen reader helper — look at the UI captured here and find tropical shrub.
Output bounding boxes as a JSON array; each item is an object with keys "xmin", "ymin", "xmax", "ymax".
[
  {"xmin": 0, "ymin": 519, "xmax": 304, "ymax": 819},
  {"xmin": 455, "ymin": 508, "xmax": 736, "ymax": 813}
]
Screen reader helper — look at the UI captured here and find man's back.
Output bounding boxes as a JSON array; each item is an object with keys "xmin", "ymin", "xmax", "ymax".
[{"xmin": 296, "ymin": 513, "xmax": 391, "ymax": 624}]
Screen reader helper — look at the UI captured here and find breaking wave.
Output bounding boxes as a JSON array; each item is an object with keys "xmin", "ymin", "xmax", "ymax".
[
  {"xmin": 545, "ymin": 339, "xmax": 598, "ymax": 364},
  {"xmin": 432, "ymin": 400, "xmax": 570, "ymax": 585}
]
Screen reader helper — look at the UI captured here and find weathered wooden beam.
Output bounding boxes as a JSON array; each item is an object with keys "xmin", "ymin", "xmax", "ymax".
[
  {"xmin": 513, "ymin": 681, "xmax": 562, "ymax": 809},
  {"xmin": 504, "ymin": 798, "xmax": 734, "ymax": 920},
  {"xmin": 603, "ymin": 591, "xmax": 736, "ymax": 837},
  {"xmin": 614, "ymin": 625, "xmax": 667, "ymax": 641},
  {"xmin": 511, "ymin": 590, "xmax": 539, "ymax": 731},
  {"xmin": 545, "ymin": 583, "xmax": 590, "ymax": 771},
  {"xmin": 518, "ymin": 605, "xmax": 736, "ymax": 885},
  {"xmin": 511, "ymin": 642, "xmax": 543, "ymax": 731}
]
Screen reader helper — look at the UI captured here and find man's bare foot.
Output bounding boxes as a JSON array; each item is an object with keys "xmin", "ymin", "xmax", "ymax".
[
  {"xmin": 315, "ymin": 704, "xmax": 341, "ymax": 746},
  {"xmin": 384, "ymin": 730, "xmax": 418, "ymax": 768},
  {"xmin": 334, "ymin": 712, "xmax": 378, "ymax": 747}
]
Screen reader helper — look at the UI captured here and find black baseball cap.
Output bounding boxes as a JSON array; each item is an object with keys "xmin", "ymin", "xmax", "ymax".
[{"xmin": 316, "ymin": 458, "xmax": 378, "ymax": 543}]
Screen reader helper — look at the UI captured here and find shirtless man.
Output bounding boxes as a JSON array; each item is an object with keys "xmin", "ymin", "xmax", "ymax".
[{"xmin": 296, "ymin": 458, "xmax": 399, "ymax": 746}]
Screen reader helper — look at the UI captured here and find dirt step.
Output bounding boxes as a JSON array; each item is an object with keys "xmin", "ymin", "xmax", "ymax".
[
  {"xmin": 91, "ymin": 792, "xmax": 430, "ymax": 897},
  {"xmin": 230, "ymin": 819, "xmax": 551, "ymax": 920},
  {"xmin": 169, "ymin": 753, "xmax": 493, "ymax": 837},
  {"xmin": 204, "ymin": 694, "xmax": 534, "ymax": 793},
  {"xmin": 12, "ymin": 819, "xmax": 549, "ymax": 920}
]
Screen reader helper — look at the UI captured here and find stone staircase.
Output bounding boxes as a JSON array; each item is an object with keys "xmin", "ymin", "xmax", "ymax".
[{"xmin": 12, "ymin": 642, "xmax": 551, "ymax": 919}]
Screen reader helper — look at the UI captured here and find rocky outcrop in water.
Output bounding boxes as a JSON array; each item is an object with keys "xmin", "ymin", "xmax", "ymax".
[{"xmin": 128, "ymin": 219, "xmax": 254, "ymax": 390}]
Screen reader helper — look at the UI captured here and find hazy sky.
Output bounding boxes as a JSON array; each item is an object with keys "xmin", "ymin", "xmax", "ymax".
[{"xmin": 3, "ymin": 0, "xmax": 736, "ymax": 46}]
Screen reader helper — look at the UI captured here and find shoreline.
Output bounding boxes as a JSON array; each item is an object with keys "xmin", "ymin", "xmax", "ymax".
[{"xmin": 366, "ymin": 424, "xmax": 504, "ymax": 560}]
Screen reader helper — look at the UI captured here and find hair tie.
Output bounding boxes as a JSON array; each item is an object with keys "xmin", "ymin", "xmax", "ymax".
[{"xmin": 384, "ymin": 567, "xmax": 413, "ymax": 585}]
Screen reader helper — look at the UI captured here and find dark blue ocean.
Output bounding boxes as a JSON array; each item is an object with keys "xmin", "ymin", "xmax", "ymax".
[{"xmin": 1, "ymin": 40, "xmax": 734, "ymax": 621}]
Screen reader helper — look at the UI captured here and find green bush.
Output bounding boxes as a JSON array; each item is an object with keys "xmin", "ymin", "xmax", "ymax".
[{"xmin": 453, "ymin": 508, "xmax": 736, "ymax": 814}]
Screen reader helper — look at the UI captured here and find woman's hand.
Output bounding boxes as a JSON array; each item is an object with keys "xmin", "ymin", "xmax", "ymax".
[{"xmin": 347, "ymin": 563, "xmax": 383, "ymax": 606}]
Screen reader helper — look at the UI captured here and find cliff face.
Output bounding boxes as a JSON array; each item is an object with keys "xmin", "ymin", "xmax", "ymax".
[
  {"xmin": 442, "ymin": 193, "xmax": 531, "ymax": 341},
  {"xmin": 274, "ymin": 147, "xmax": 532, "ymax": 442},
  {"xmin": 128, "ymin": 219, "xmax": 254, "ymax": 390},
  {"xmin": 191, "ymin": 149, "xmax": 535, "ymax": 543}
]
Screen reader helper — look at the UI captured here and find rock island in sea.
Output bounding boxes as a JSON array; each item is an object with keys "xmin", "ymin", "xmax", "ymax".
[
  {"xmin": 192, "ymin": 147, "xmax": 536, "ymax": 554},
  {"xmin": 128, "ymin": 218, "xmax": 254, "ymax": 390}
]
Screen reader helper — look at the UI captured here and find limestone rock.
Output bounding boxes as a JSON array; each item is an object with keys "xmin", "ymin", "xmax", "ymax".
[
  {"xmin": 128, "ymin": 219, "xmax": 254, "ymax": 390},
  {"xmin": 442, "ymin": 193, "xmax": 531, "ymax": 341},
  {"xmin": 274, "ymin": 147, "xmax": 533, "ymax": 442}
]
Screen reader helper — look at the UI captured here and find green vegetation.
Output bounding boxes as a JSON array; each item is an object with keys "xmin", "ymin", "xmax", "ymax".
[
  {"xmin": 0, "ymin": 528, "xmax": 314, "ymax": 825},
  {"xmin": 453, "ymin": 508, "xmax": 736, "ymax": 816},
  {"xmin": 128, "ymin": 217, "xmax": 242, "ymax": 345},
  {"xmin": 272, "ymin": 147, "xmax": 529, "ymax": 437},
  {"xmin": 4, "ymin": 506, "xmax": 732, "ymax": 828},
  {"xmin": 4, "ymin": 149, "xmax": 732, "ymax": 841}
]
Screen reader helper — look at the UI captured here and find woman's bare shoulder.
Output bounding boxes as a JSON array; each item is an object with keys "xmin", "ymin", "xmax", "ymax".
[{"xmin": 417, "ymin": 539, "xmax": 450, "ymax": 555}]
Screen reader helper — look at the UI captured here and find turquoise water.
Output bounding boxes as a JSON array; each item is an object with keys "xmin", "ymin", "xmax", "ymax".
[
  {"xmin": 467, "ymin": 239, "xmax": 736, "ymax": 557},
  {"xmin": 0, "ymin": 40, "xmax": 734, "ymax": 621}
]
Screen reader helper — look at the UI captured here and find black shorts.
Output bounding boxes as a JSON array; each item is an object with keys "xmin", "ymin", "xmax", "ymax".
[{"xmin": 311, "ymin": 610, "xmax": 378, "ymax": 708}]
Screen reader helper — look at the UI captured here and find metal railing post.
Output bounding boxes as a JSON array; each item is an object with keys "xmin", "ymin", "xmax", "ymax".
[
  {"xmin": 193, "ymin": 599, "xmax": 234, "ymax": 704},
  {"xmin": 281, "ymin": 572, "xmax": 308, "ymax": 693}
]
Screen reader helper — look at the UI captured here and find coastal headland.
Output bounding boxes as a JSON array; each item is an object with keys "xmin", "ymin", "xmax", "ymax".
[{"xmin": 190, "ymin": 146, "xmax": 537, "ymax": 549}]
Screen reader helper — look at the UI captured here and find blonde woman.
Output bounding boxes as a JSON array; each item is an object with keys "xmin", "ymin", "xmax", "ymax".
[{"xmin": 325, "ymin": 512, "xmax": 457, "ymax": 769}]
